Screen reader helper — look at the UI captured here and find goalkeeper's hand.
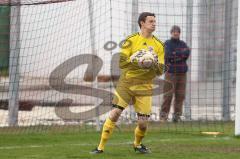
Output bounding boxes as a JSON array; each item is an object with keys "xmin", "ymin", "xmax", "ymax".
[
  {"xmin": 130, "ymin": 49, "xmax": 145, "ymax": 63},
  {"xmin": 130, "ymin": 49, "xmax": 148, "ymax": 68},
  {"xmin": 147, "ymin": 46, "xmax": 158, "ymax": 64},
  {"xmin": 147, "ymin": 47, "xmax": 166, "ymax": 74},
  {"xmin": 153, "ymin": 63, "xmax": 168, "ymax": 76},
  {"xmin": 150, "ymin": 52, "xmax": 158, "ymax": 65}
]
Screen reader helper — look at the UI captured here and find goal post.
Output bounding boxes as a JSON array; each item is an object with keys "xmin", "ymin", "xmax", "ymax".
[
  {"xmin": 235, "ymin": 0, "xmax": 240, "ymax": 136},
  {"xmin": 8, "ymin": 0, "xmax": 21, "ymax": 126}
]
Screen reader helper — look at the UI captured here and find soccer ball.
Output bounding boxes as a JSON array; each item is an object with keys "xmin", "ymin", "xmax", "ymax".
[{"xmin": 138, "ymin": 52, "xmax": 155, "ymax": 68}]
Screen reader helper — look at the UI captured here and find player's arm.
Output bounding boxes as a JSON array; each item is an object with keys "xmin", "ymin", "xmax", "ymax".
[
  {"xmin": 119, "ymin": 40, "xmax": 144, "ymax": 69},
  {"xmin": 152, "ymin": 42, "xmax": 166, "ymax": 76},
  {"xmin": 119, "ymin": 53, "xmax": 131, "ymax": 69}
]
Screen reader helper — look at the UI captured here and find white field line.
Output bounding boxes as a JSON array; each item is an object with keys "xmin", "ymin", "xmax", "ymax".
[{"xmin": 0, "ymin": 136, "xmax": 231, "ymax": 150}]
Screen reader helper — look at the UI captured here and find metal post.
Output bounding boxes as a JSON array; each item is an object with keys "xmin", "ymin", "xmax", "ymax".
[
  {"xmin": 198, "ymin": 0, "xmax": 210, "ymax": 82},
  {"xmin": 184, "ymin": 0, "xmax": 193, "ymax": 121},
  {"xmin": 88, "ymin": 0, "xmax": 100, "ymax": 131},
  {"xmin": 130, "ymin": 0, "xmax": 138, "ymax": 122},
  {"xmin": 235, "ymin": 0, "xmax": 240, "ymax": 136},
  {"xmin": 131, "ymin": 0, "xmax": 138, "ymax": 33},
  {"xmin": 8, "ymin": 0, "xmax": 21, "ymax": 126},
  {"xmin": 222, "ymin": 0, "xmax": 232, "ymax": 121}
]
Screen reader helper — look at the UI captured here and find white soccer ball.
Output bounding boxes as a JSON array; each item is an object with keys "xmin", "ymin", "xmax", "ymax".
[{"xmin": 138, "ymin": 52, "xmax": 154, "ymax": 68}]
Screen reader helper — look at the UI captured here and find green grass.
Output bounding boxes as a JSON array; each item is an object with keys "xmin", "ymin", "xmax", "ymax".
[{"xmin": 0, "ymin": 122, "xmax": 239, "ymax": 159}]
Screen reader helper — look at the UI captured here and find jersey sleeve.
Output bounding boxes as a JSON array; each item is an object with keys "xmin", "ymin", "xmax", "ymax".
[
  {"xmin": 119, "ymin": 39, "xmax": 139, "ymax": 69},
  {"xmin": 119, "ymin": 40, "xmax": 131, "ymax": 69}
]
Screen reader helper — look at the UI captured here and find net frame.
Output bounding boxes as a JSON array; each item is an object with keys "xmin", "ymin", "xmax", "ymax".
[{"xmin": 0, "ymin": 0, "xmax": 74, "ymax": 6}]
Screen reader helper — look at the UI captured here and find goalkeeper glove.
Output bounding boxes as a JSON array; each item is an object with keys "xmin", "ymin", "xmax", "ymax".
[
  {"xmin": 130, "ymin": 49, "xmax": 145, "ymax": 63},
  {"xmin": 130, "ymin": 50, "xmax": 149, "ymax": 68},
  {"xmin": 153, "ymin": 63, "xmax": 168, "ymax": 76}
]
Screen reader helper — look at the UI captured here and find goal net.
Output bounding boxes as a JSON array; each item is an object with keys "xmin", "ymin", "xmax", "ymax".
[{"xmin": 0, "ymin": 0, "xmax": 238, "ymax": 133}]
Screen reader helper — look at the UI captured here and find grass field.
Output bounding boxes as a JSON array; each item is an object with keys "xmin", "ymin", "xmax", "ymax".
[{"xmin": 0, "ymin": 122, "xmax": 240, "ymax": 159}]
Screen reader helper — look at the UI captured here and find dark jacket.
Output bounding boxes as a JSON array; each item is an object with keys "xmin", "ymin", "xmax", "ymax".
[{"xmin": 164, "ymin": 38, "xmax": 190, "ymax": 73}]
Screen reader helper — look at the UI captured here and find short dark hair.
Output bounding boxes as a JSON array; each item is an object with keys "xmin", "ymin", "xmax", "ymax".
[
  {"xmin": 170, "ymin": 25, "xmax": 181, "ymax": 33},
  {"xmin": 138, "ymin": 12, "xmax": 155, "ymax": 28}
]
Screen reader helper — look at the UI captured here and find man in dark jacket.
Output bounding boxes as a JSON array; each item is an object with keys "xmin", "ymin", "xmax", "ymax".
[{"xmin": 160, "ymin": 25, "xmax": 190, "ymax": 122}]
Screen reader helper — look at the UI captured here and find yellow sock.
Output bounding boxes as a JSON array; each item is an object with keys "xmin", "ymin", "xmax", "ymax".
[
  {"xmin": 97, "ymin": 118, "xmax": 116, "ymax": 151},
  {"xmin": 134, "ymin": 126, "xmax": 146, "ymax": 147}
]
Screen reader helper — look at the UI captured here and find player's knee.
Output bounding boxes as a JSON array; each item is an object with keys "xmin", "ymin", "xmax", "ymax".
[
  {"xmin": 138, "ymin": 123, "xmax": 147, "ymax": 131},
  {"xmin": 109, "ymin": 108, "xmax": 123, "ymax": 122},
  {"xmin": 137, "ymin": 116, "xmax": 149, "ymax": 131}
]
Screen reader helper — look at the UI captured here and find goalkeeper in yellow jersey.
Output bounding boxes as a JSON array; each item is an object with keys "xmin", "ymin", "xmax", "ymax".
[{"xmin": 91, "ymin": 12, "xmax": 165, "ymax": 154}]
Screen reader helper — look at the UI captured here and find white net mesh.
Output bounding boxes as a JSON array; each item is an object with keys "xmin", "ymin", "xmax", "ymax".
[{"xmin": 0, "ymin": 0, "xmax": 238, "ymax": 132}]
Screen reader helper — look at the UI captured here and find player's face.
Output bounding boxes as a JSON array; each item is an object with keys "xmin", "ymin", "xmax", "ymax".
[
  {"xmin": 141, "ymin": 16, "xmax": 156, "ymax": 32},
  {"xmin": 171, "ymin": 31, "xmax": 180, "ymax": 39}
]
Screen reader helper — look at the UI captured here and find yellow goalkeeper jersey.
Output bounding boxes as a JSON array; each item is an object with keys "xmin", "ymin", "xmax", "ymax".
[{"xmin": 119, "ymin": 32, "xmax": 165, "ymax": 80}]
